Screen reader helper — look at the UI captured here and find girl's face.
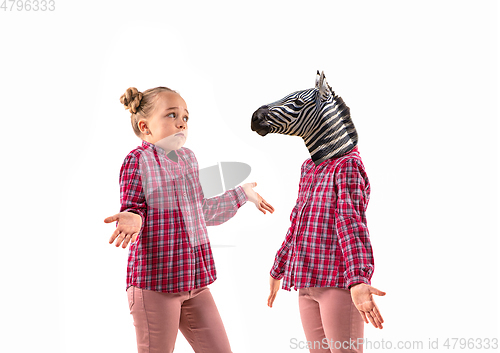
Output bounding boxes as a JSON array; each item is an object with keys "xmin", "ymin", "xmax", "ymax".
[{"xmin": 141, "ymin": 91, "xmax": 189, "ymax": 152}]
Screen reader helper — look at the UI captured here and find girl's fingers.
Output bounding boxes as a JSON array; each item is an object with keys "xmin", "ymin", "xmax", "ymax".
[
  {"xmin": 366, "ymin": 312, "xmax": 377, "ymax": 328},
  {"xmin": 122, "ymin": 234, "xmax": 131, "ymax": 248},
  {"xmin": 115, "ymin": 233, "xmax": 126, "ymax": 247},
  {"xmin": 262, "ymin": 202, "xmax": 274, "ymax": 213},
  {"xmin": 367, "ymin": 310, "xmax": 382, "ymax": 329},
  {"xmin": 104, "ymin": 214, "xmax": 118, "ymax": 223},
  {"xmin": 373, "ymin": 305, "xmax": 384, "ymax": 323},
  {"xmin": 370, "ymin": 286, "xmax": 386, "ymax": 296},
  {"xmin": 121, "ymin": 233, "xmax": 140, "ymax": 249},
  {"xmin": 257, "ymin": 196, "xmax": 275, "ymax": 213},
  {"xmin": 268, "ymin": 292, "xmax": 277, "ymax": 307},
  {"xmin": 371, "ymin": 312, "xmax": 383, "ymax": 329},
  {"xmin": 358, "ymin": 310, "xmax": 369, "ymax": 324},
  {"xmin": 109, "ymin": 229, "xmax": 120, "ymax": 244}
]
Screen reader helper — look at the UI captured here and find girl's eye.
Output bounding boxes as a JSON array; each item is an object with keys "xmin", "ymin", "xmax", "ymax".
[
  {"xmin": 167, "ymin": 113, "xmax": 175, "ymax": 118},
  {"xmin": 183, "ymin": 116, "xmax": 189, "ymax": 122}
]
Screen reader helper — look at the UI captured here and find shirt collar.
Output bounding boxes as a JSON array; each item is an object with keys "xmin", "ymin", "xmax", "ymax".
[{"xmin": 141, "ymin": 140, "xmax": 167, "ymax": 155}]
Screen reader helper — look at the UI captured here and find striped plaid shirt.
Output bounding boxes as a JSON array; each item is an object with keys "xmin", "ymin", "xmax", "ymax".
[
  {"xmin": 270, "ymin": 146, "xmax": 374, "ymax": 291},
  {"xmin": 119, "ymin": 140, "xmax": 248, "ymax": 293}
]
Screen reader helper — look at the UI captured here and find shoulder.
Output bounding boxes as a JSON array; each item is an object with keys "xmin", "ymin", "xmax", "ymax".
[
  {"xmin": 333, "ymin": 155, "xmax": 369, "ymax": 191},
  {"xmin": 122, "ymin": 145, "xmax": 145, "ymax": 165},
  {"xmin": 333, "ymin": 148, "xmax": 365, "ymax": 172},
  {"xmin": 330, "ymin": 153, "xmax": 369, "ymax": 186},
  {"xmin": 336, "ymin": 156, "xmax": 364, "ymax": 171},
  {"xmin": 300, "ymin": 158, "xmax": 314, "ymax": 174},
  {"xmin": 119, "ymin": 146, "xmax": 146, "ymax": 178}
]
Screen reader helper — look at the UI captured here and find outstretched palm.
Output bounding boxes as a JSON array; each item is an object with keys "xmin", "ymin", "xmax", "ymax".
[
  {"xmin": 104, "ymin": 211, "xmax": 143, "ymax": 248},
  {"xmin": 350, "ymin": 283, "xmax": 386, "ymax": 329}
]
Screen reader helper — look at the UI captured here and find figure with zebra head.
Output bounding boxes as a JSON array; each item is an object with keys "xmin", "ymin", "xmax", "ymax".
[{"xmin": 251, "ymin": 71, "xmax": 385, "ymax": 353}]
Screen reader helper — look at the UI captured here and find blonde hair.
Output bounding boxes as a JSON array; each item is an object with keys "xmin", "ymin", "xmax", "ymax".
[{"xmin": 120, "ymin": 86, "xmax": 177, "ymax": 138}]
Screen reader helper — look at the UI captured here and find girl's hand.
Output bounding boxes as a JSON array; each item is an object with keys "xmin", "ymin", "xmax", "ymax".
[
  {"xmin": 350, "ymin": 283, "xmax": 386, "ymax": 329},
  {"xmin": 267, "ymin": 276, "xmax": 281, "ymax": 307},
  {"xmin": 104, "ymin": 212, "xmax": 143, "ymax": 248},
  {"xmin": 241, "ymin": 182, "xmax": 275, "ymax": 214}
]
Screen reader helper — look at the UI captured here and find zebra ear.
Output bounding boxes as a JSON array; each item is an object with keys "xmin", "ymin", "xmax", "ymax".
[
  {"xmin": 315, "ymin": 70, "xmax": 321, "ymax": 88},
  {"xmin": 318, "ymin": 71, "xmax": 331, "ymax": 101}
]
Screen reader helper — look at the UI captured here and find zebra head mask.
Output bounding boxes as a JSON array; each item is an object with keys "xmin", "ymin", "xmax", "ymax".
[{"xmin": 251, "ymin": 71, "xmax": 358, "ymax": 166}]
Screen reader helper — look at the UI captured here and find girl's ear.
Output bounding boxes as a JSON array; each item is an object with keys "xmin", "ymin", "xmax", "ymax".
[
  {"xmin": 138, "ymin": 119, "xmax": 148, "ymax": 134},
  {"xmin": 318, "ymin": 71, "xmax": 332, "ymax": 101}
]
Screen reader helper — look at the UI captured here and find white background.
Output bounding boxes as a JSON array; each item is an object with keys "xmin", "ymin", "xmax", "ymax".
[{"xmin": 0, "ymin": 0, "xmax": 498, "ymax": 352}]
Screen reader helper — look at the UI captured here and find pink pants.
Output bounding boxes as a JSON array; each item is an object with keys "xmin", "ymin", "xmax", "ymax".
[
  {"xmin": 298, "ymin": 287, "xmax": 364, "ymax": 353},
  {"xmin": 127, "ymin": 285, "xmax": 232, "ymax": 353}
]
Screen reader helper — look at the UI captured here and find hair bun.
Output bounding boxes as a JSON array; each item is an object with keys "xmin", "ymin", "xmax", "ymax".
[{"xmin": 120, "ymin": 87, "xmax": 143, "ymax": 114}]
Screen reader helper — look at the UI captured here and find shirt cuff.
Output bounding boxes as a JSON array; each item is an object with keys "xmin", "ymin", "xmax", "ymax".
[
  {"xmin": 345, "ymin": 265, "xmax": 373, "ymax": 288},
  {"xmin": 270, "ymin": 268, "xmax": 284, "ymax": 280},
  {"xmin": 347, "ymin": 274, "xmax": 371, "ymax": 289},
  {"xmin": 234, "ymin": 185, "xmax": 248, "ymax": 208}
]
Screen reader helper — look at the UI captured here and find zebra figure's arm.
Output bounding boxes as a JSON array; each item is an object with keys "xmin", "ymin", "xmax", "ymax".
[{"xmin": 334, "ymin": 159, "xmax": 374, "ymax": 289}]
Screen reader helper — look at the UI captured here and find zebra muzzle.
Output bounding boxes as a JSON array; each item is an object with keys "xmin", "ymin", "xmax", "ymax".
[{"xmin": 251, "ymin": 105, "xmax": 271, "ymax": 136}]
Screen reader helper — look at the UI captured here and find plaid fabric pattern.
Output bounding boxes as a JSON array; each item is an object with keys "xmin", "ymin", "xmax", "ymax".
[
  {"xmin": 270, "ymin": 146, "xmax": 374, "ymax": 291},
  {"xmin": 119, "ymin": 140, "xmax": 248, "ymax": 293}
]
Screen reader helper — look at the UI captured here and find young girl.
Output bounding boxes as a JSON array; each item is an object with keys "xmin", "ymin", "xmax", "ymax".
[{"xmin": 104, "ymin": 86, "xmax": 274, "ymax": 353}]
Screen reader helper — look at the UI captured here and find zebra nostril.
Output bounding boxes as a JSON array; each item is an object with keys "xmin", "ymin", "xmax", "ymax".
[{"xmin": 251, "ymin": 105, "xmax": 271, "ymax": 135}]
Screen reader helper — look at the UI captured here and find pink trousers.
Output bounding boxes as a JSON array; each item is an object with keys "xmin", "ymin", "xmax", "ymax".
[
  {"xmin": 127, "ymin": 285, "xmax": 232, "ymax": 353},
  {"xmin": 298, "ymin": 287, "xmax": 364, "ymax": 353}
]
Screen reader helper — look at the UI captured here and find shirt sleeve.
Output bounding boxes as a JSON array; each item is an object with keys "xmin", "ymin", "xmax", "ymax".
[
  {"xmin": 334, "ymin": 158, "xmax": 374, "ymax": 289},
  {"xmin": 201, "ymin": 185, "xmax": 248, "ymax": 226},
  {"xmin": 119, "ymin": 153, "xmax": 147, "ymax": 235}
]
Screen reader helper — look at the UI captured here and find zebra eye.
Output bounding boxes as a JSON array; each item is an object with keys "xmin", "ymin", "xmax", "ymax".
[{"xmin": 293, "ymin": 98, "xmax": 304, "ymax": 106}]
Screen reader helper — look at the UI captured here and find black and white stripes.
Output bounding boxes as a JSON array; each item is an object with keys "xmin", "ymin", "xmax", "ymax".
[{"xmin": 251, "ymin": 71, "xmax": 358, "ymax": 166}]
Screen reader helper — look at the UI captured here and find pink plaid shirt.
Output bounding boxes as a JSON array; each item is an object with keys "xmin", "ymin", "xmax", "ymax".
[
  {"xmin": 270, "ymin": 146, "xmax": 374, "ymax": 291},
  {"xmin": 119, "ymin": 140, "xmax": 248, "ymax": 293}
]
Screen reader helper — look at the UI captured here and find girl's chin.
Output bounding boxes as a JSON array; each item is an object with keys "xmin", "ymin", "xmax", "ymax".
[
  {"xmin": 174, "ymin": 140, "xmax": 187, "ymax": 149},
  {"xmin": 156, "ymin": 141, "xmax": 186, "ymax": 151}
]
